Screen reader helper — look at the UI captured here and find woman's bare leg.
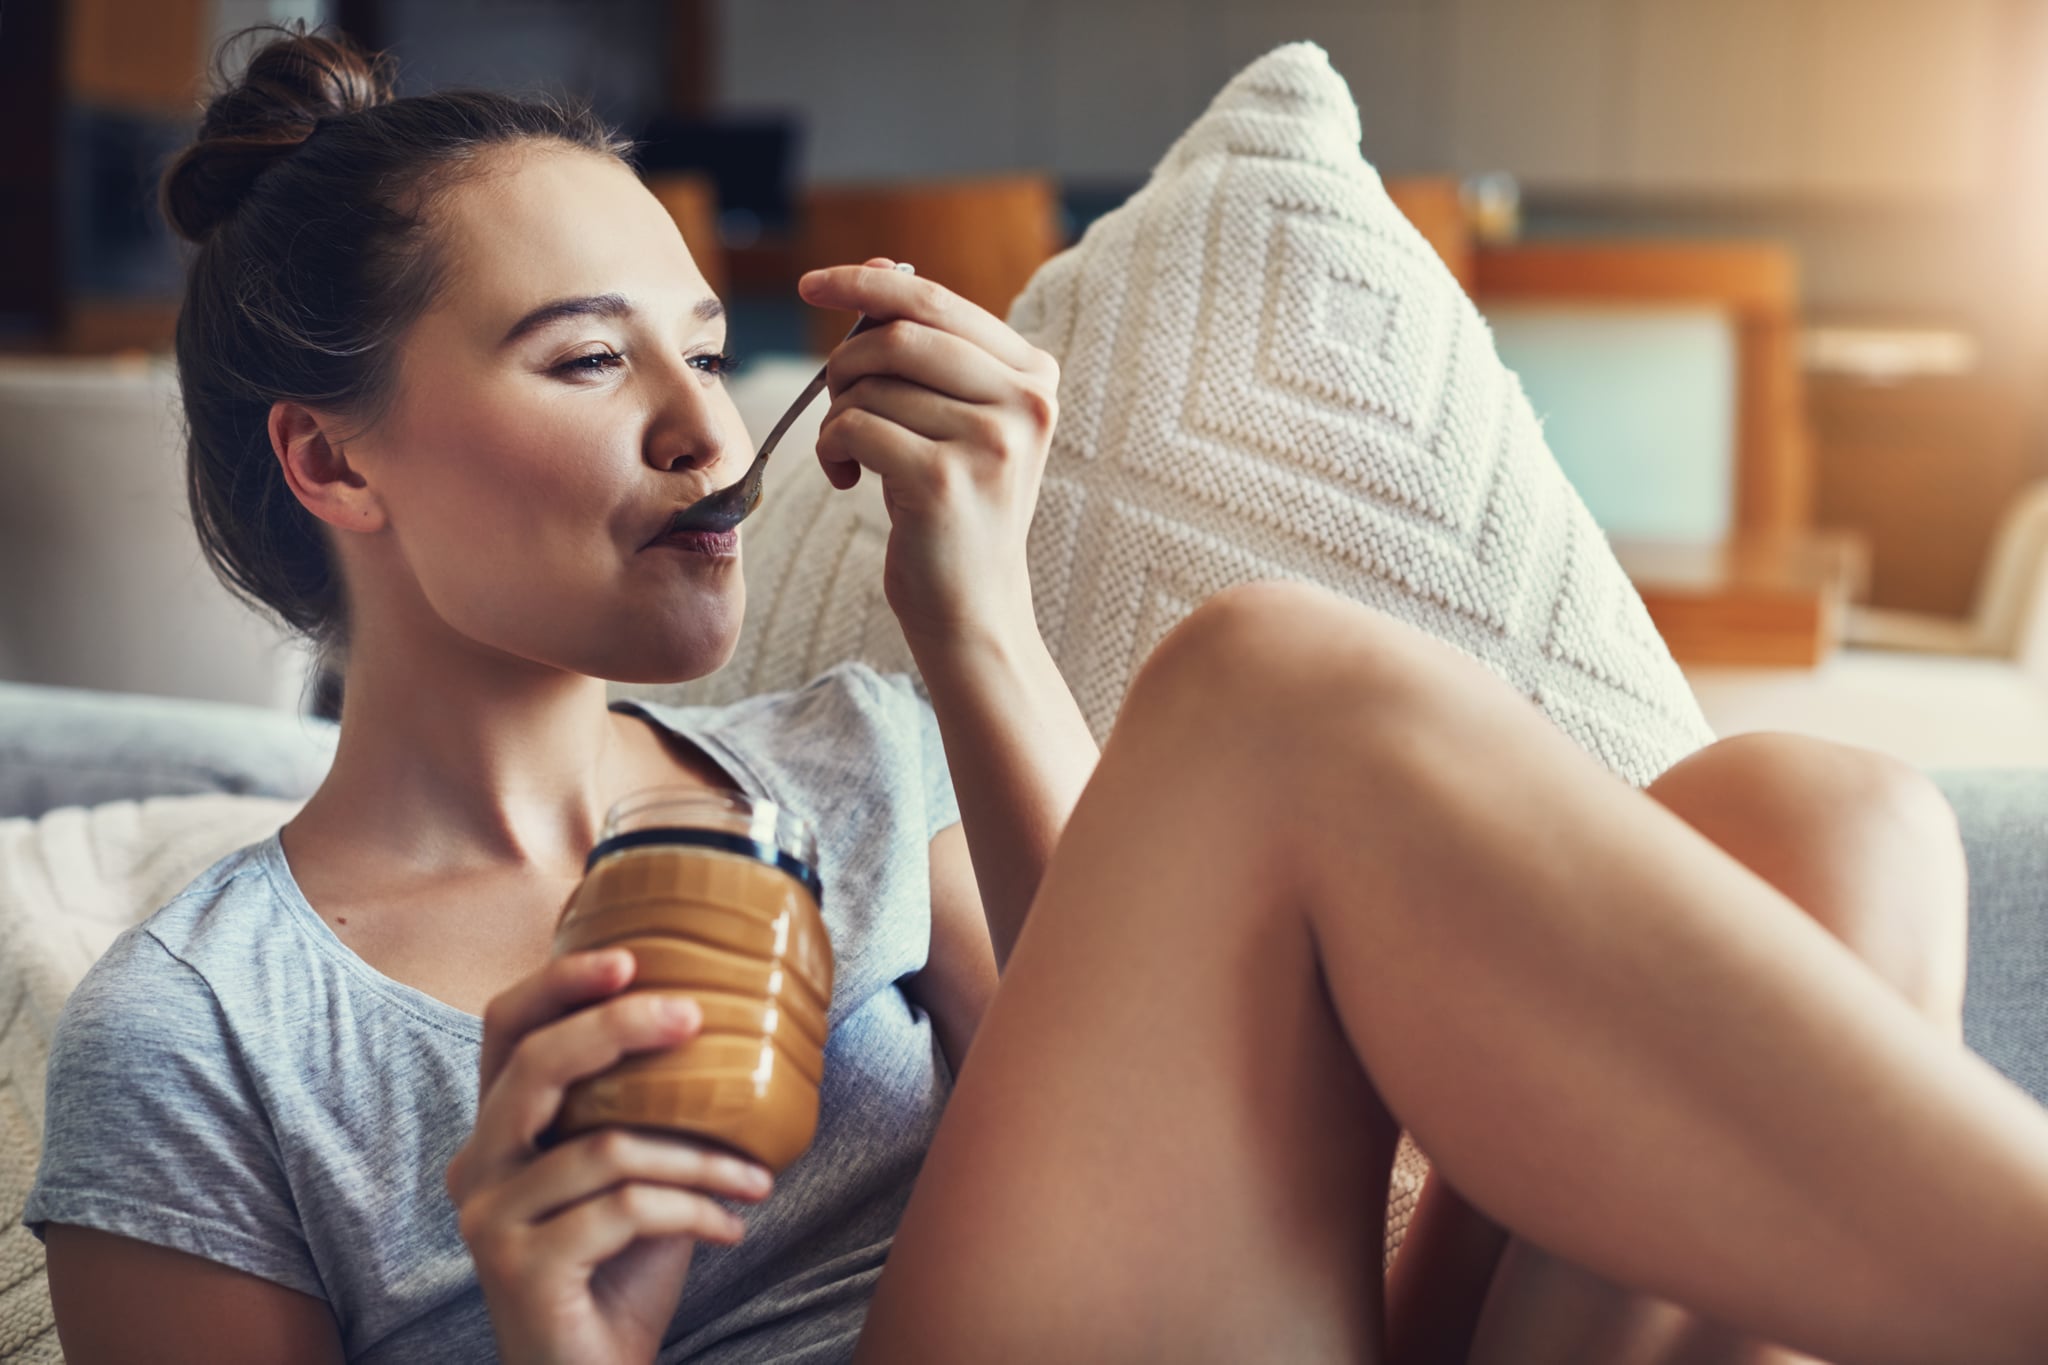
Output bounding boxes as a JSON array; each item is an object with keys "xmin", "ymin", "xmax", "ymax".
[
  {"xmin": 1439, "ymin": 733, "xmax": 1970, "ymax": 1365},
  {"xmin": 855, "ymin": 582, "xmax": 2048, "ymax": 1365}
]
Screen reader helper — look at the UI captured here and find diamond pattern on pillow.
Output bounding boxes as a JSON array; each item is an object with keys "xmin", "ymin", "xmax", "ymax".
[{"xmin": 1007, "ymin": 41, "xmax": 1714, "ymax": 787}]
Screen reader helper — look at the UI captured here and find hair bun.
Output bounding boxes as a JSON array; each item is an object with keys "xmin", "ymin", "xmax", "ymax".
[{"xmin": 161, "ymin": 26, "xmax": 395, "ymax": 244}]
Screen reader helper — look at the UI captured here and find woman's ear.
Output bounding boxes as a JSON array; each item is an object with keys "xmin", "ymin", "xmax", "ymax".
[{"xmin": 269, "ymin": 400, "xmax": 385, "ymax": 532}]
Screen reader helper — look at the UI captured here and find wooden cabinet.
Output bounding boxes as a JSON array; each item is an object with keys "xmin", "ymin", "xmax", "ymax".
[
  {"xmin": 1811, "ymin": 374, "xmax": 2040, "ymax": 616},
  {"xmin": 65, "ymin": 0, "xmax": 208, "ymax": 114},
  {"xmin": 1, "ymin": 0, "xmax": 209, "ymax": 350}
]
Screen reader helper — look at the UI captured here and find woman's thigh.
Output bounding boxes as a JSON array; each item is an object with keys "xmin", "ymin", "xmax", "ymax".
[
  {"xmin": 1406, "ymin": 730, "xmax": 1970, "ymax": 1363},
  {"xmin": 855, "ymin": 621, "xmax": 1403, "ymax": 1363}
]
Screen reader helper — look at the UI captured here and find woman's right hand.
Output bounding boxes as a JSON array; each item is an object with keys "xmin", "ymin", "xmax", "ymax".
[{"xmin": 446, "ymin": 949, "xmax": 777, "ymax": 1365}]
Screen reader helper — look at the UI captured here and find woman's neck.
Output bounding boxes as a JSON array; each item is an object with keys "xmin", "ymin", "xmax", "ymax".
[{"xmin": 288, "ymin": 629, "xmax": 698, "ymax": 879}]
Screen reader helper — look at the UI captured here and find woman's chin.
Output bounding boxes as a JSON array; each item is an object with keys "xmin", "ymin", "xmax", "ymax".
[
  {"xmin": 590, "ymin": 622, "xmax": 743, "ymax": 686},
  {"xmin": 585, "ymin": 584, "xmax": 745, "ymax": 684}
]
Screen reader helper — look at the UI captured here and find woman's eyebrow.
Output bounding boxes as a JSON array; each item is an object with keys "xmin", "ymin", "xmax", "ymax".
[{"xmin": 498, "ymin": 294, "xmax": 724, "ymax": 347}]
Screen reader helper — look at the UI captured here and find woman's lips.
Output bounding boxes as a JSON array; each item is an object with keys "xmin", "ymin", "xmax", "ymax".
[{"xmin": 648, "ymin": 527, "xmax": 739, "ymax": 558}]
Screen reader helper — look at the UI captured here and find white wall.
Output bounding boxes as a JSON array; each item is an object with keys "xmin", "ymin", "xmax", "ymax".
[{"xmin": 716, "ymin": 0, "xmax": 2005, "ymax": 198}]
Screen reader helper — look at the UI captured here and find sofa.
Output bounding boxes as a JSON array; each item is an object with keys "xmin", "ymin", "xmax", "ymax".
[
  {"xmin": 2, "ymin": 323, "xmax": 2046, "ymax": 1358},
  {"xmin": 6, "ymin": 689, "xmax": 2047, "ymax": 1113},
  {"xmin": 0, "ymin": 681, "xmax": 2046, "ymax": 1364}
]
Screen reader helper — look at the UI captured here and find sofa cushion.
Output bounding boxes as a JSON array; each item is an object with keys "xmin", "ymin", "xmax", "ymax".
[
  {"xmin": 0, "ymin": 683, "xmax": 335, "ymax": 822},
  {"xmin": 999, "ymin": 41, "xmax": 1723, "ymax": 1268},
  {"xmin": 0, "ymin": 795, "xmax": 303, "ymax": 1359}
]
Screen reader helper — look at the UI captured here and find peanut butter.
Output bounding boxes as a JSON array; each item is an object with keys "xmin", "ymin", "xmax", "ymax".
[{"xmin": 553, "ymin": 815, "xmax": 832, "ymax": 1174}]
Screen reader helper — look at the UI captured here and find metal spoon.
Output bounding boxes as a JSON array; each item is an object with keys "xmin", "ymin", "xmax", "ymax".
[{"xmin": 667, "ymin": 263, "xmax": 914, "ymax": 536}]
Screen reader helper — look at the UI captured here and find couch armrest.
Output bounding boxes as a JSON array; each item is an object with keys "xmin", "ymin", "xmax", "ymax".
[
  {"xmin": 1933, "ymin": 770, "xmax": 2048, "ymax": 1107},
  {"xmin": 0, "ymin": 682, "xmax": 336, "ymax": 820}
]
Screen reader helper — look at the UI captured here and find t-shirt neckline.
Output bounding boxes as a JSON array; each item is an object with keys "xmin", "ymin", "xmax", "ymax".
[{"xmin": 256, "ymin": 698, "xmax": 773, "ymax": 1042}]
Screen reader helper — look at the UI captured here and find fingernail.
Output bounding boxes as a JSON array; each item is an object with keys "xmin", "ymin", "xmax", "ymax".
[
  {"xmin": 799, "ymin": 269, "xmax": 824, "ymax": 286},
  {"xmin": 659, "ymin": 995, "xmax": 697, "ymax": 1026},
  {"xmin": 748, "ymin": 1165, "xmax": 773, "ymax": 1193},
  {"xmin": 892, "ymin": 261, "xmax": 915, "ymax": 274}
]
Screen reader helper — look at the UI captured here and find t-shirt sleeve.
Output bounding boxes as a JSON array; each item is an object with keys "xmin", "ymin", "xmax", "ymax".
[
  {"xmin": 871, "ymin": 670, "xmax": 961, "ymax": 843},
  {"xmin": 23, "ymin": 926, "xmax": 323, "ymax": 1299}
]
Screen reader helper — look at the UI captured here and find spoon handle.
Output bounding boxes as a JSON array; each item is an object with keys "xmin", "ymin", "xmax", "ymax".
[
  {"xmin": 752, "ymin": 311, "xmax": 887, "ymax": 464},
  {"xmin": 752, "ymin": 262, "xmax": 914, "ymax": 464}
]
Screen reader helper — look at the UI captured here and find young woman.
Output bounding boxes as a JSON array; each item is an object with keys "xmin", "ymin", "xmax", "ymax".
[{"xmin": 28, "ymin": 28, "xmax": 2048, "ymax": 1365}]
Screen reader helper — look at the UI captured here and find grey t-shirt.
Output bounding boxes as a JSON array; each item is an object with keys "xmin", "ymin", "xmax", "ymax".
[{"xmin": 25, "ymin": 663, "xmax": 961, "ymax": 1362}]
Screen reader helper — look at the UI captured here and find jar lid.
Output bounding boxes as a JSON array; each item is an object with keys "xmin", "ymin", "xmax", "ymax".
[{"xmin": 584, "ymin": 825, "xmax": 822, "ymax": 901}]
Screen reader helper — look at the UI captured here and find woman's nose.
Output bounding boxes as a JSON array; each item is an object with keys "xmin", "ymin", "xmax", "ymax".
[{"xmin": 643, "ymin": 369, "xmax": 733, "ymax": 475}]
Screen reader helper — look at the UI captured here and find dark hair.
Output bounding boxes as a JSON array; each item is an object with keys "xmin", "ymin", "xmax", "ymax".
[{"xmin": 163, "ymin": 25, "xmax": 632, "ymax": 669}]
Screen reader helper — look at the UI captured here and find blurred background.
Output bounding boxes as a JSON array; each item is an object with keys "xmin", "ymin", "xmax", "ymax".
[{"xmin": 8, "ymin": 0, "xmax": 2048, "ymax": 764}]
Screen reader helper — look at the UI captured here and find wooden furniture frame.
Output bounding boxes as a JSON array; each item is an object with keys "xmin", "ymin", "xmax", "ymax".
[
  {"xmin": 797, "ymin": 174, "xmax": 1062, "ymax": 355},
  {"xmin": 1469, "ymin": 241, "xmax": 1854, "ymax": 665},
  {"xmin": 1473, "ymin": 241, "xmax": 1813, "ymax": 537},
  {"xmin": 1382, "ymin": 178, "xmax": 1474, "ymax": 291}
]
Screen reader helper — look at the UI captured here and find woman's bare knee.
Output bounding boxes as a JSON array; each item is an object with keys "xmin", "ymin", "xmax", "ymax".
[
  {"xmin": 1648, "ymin": 732, "xmax": 1967, "ymax": 1026},
  {"xmin": 1122, "ymin": 581, "xmax": 1482, "ymax": 759}
]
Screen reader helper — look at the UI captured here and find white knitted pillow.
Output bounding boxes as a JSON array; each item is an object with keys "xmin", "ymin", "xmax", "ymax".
[{"xmin": 1006, "ymin": 42, "xmax": 1714, "ymax": 786}]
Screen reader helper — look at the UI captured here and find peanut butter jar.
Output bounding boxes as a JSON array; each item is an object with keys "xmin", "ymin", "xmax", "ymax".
[{"xmin": 553, "ymin": 789, "xmax": 832, "ymax": 1174}]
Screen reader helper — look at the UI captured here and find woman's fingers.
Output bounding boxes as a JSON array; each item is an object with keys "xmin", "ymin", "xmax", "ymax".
[
  {"xmin": 828, "ymin": 373, "xmax": 989, "ymax": 447},
  {"xmin": 476, "ymin": 948, "xmax": 637, "ymax": 1093},
  {"xmin": 825, "ymin": 321, "xmax": 1015, "ymax": 408},
  {"xmin": 799, "ymin": 263, "xmax": 1043, "ymax": 373},
  {"xmin": 491, "ymin": 1129, "xmax": 773, "ymax": 1228},
  {"xmin": 464, "ymin": 990, "xmax": 704, "ymax": 1192},
  {"xmin": 815, "ymin": 402, "xmax": 939, "ymax": 490},
  {"xmin": 526, "ymin": 1182, "xmax": 751, "ymax": 1276}
]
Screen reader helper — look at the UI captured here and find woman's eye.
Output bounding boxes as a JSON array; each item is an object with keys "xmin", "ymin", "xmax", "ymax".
[
  {"xmin": 555, "ymin": 350, "xmax": 624, "ymax": 377},
  {"xmin": 691, "ymin": 350, "xmax": 743, "ymax": 379}
]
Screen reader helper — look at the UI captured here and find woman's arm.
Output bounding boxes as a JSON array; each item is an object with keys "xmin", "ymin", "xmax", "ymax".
[
  {"xmin": 900, "ymin": 630, "xmax": 1096, "ymax": 1073},
  {"xmin": 796, "ymin": 260, "xmax": 1100, "ymax": 967},
  {"xmin": 904, "ymin": 824, "xmax": 1002, "ymax": 1073},
  {"xmin": 911, "ymin": 630, "xmax": 1098, "ymax": 968},
  {"xmin": 45, "ymin": 1225, "xmax": 346, "ymax": 1365}
]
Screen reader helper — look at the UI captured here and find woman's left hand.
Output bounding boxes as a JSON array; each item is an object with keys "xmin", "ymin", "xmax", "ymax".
[{"xmin": 798, "ymin": 260, "xmax": 1059, "ymax": 654}]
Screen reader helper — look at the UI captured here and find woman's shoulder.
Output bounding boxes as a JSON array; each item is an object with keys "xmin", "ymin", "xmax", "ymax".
[
  {"xmin": 617, "ymin": 660, "xmax": 959, "ymax": 859},
  {"xmin": 54, "ymin": 836, "xmax": 285, "ymax": 1049},
  {"xmin": 628, "ymin": 660, "xmax": 927, "ymax": 731},
  {"xmin": 110, "ymin": 834, "xmax": 297, "ymax": 978},
  {"xmin": 30, "ymin": 842, "xmax": 326, "ymax": 1303},
  {"xmin": 621, "ymin": 662, "xmax": 940, "ymax": 788}
]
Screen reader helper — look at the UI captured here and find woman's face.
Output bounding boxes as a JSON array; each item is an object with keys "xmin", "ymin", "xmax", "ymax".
[{"xmin": 340, "ymin": 143, "xmax": 750, "ymax": 685}]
